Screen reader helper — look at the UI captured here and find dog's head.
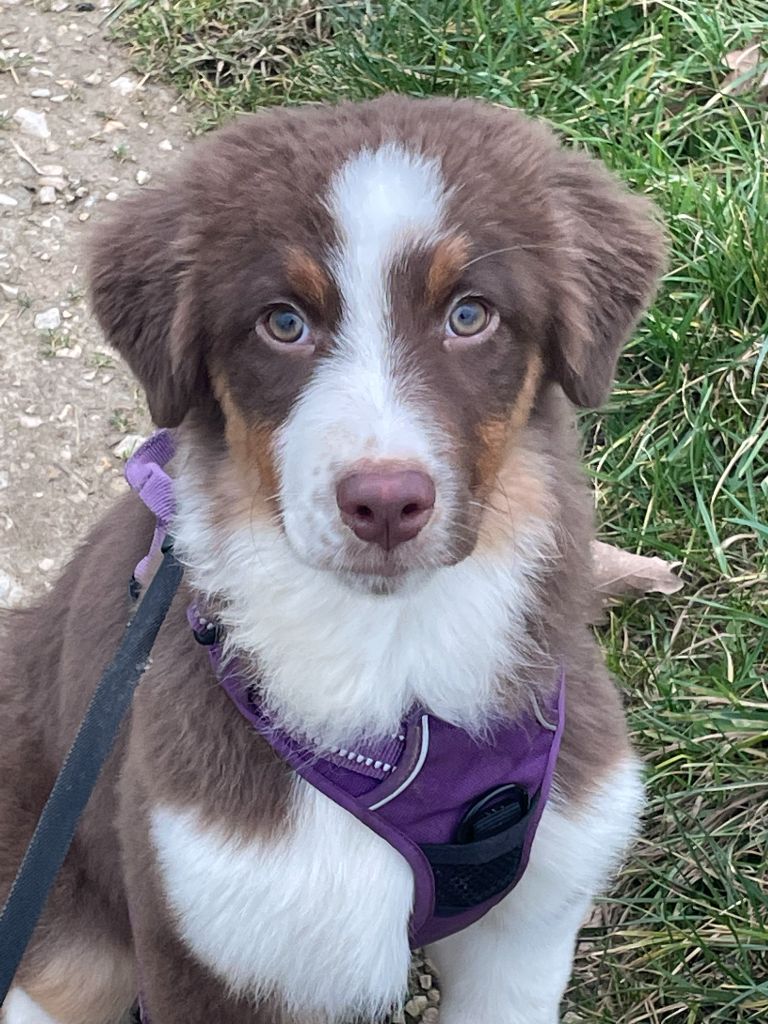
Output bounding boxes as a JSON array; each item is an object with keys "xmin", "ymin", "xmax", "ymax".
[{"xmin": 90, "ymin": 97, "xmax": 664, "ymax": 593}]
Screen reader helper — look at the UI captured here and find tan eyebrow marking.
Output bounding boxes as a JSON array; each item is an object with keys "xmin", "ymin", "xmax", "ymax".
[
  {"xmin": 426, "ymin": 234, "xmax": 470, "ymax": 305},
  {"xmin": 285, "ymin": 246, "xmax": 331, "ymax": 307}
]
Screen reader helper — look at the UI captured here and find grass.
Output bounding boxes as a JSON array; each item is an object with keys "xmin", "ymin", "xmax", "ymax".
[{"xmin": 111, "ymin": 2, "xmax": 767, "ymax": 1021}]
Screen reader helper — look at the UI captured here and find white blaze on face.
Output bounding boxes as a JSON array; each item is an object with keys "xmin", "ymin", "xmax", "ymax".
[{"xmin": 277, "ymin": 144, "xmax": 453, "ymax": 566}]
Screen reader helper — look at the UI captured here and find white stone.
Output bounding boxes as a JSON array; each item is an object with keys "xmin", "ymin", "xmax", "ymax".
[
  {"xmin": 30, "ymin": 88, "xmax": 51, "ymax": 98},
  {"xmin": 13, "ymin": 107, "xmax": 50, "ymax": 139},
  {"xmin": 83, "ymin": 70, "xmax": 103, "ymax": 86},
  {"xmin": 0, "ymin": 193, "xmax": 18, "ymax": 207},
  {"xmin": 38, "ymin": 185, "xmax": 57, "ymax": 204},
  {"xmin": 18, "ymin": 414, "xmax": 43, "ymax": 429},
  {"xmin": 0, "ymin": 571, "xmax": 25, "ymax": 609},
  {"xmin": 38, "ymin": 175, "xmax": 67, "ymax": 190},
  {"xmin": 51, "ymin": 0, "xmax": 69, "ymax": 11},
  {"xmin": 0, "ymin": 283, "xmax": 19, "ymax": 298},
  {"xmin": 105, "ymin": 190, "xmax": 119, "ymax": 201},
  {"xmin": 39, "ymin": 163, "xmax": 64, "ymax": 176},
  {"xmin": 34, "ymin": 307, "xmax": 61, "ymax": 330},
  {"xmin": 113, "ymin": 434, "xmax": 146, "ymax": 460},
  {"xmin": 135, "ymin": 169, "xmax": 151, "ymax": 186},
  {"xmin": 110, "ymin": 75, "xmax": 137, "ymax": 97},
  {"xmin": 38, "ymin": 558, "xmax": 55, "ymax": 573},
  {"xmin": 158, "ymin": 138, "xmax": 173, "ymax": 151},
  {"xmin": 54, "ymin": 343, "xmax": 82, "ymax": 359}
]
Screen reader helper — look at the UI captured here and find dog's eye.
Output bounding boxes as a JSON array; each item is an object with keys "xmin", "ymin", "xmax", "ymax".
[
  {"xmin": 265, "ymin": 306, "xmax": 307, "ymax": 344},
  {"xmin": 447, "ymin": 299, "xmax": 490, "ymax": 338}
]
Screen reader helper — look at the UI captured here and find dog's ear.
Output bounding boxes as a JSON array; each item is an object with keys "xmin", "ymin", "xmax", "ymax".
[
  {"xmin": 88, "ymin": 186, "xmax": 205, "ymax": 427},
  {"xmin": 548, "ymin": 151, "xmax": 666, "ymax": 408}
]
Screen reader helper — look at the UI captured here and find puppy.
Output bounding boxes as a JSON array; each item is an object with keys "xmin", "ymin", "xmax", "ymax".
[{"xmin": 0, "ymin": 95, "xmax": 665, "ymax": 1024}]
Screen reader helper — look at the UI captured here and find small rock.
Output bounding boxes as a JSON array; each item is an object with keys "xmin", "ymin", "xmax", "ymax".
[
  {"xmin": 38, "ymin": 185, "xmax": 57, "ymax": 205},
  {"xmin": 39, "ymin": 163, "xmax": 65, "ymax": 176},
  {"xmin": 18, "ymin": 414, "xmax": 43, "ymax": 429},
  {"xmin": 0, "ymin": 571, "xmax": 25, "ymax": 610},
  {"xmin": 113, "ymin": 434, "xmax": 146, "ymax": 460},
  {"xmin": 418, "ymin": 974, "xmax": 432, "ymax": 990},
  {"xmin": 135, "ymin": 169, "xmax": 151, "ymax": 186},
  {"xmin": 51, "ymin": 0, "xmax": 69, "ymax": 10},
  {"xmin": 0, "ymin": 194, "xmax": 18, "ymax": 207},
  {"xmin": 422, "ymin": 1010, "xmax": 439, "ymax": 1024},
  {"xmin": 54, "ymin": 343, "xmax": 82, "ymax": 359},
  {"xmin": 50, "ymin": 94, "xmax": 68, "ymax": 103},
  {"xmin": 404, "ymin": 995, "xmax": 429, "ymax": 1017},
  {"xmin": 0, "ymin": 471, "xmax": 8, "ymax": 490},
  {"xmin": 105, "ymin": 191, "xmax": 119, "ymax": 202},
  {"xmin": 30, "ymin": 87, "xmax": 51, "ymax": 98},
  {"xmin": 38, "ymin": 175, "xmax": 67, "ymax": 190},
  {"xmin": 1, "ymin": 283, "xmax": 19, "ymax": 299},
  {"xmin": 37, "ymin": 36, "xmax": 52, "ymax": 53},
  {"xmin": 138, "ymin": 120, "xmax": 149, "ymax": 129},
  {"xmin": 83, "ymin": 69, "xmax": 103, "ymax": 86},
  {"xmin": 158, "ymin": 138, "xmax": 173, "ymax": 151},
  {"xmin": 109, "ymin": 477, "xmax": 128, "ymax": 496},
  {"xmin": 34, "ymin": 307, "xmax": 61, "ymax": 331},
  {"xmin": 13, "ymin": 107, "xmax": 50, "ymax": 139},
  {"xmin": 110, "ymin": 75, "xmax": 137, "ymax": 97},
  {"xmin": 101, "ymin": 119, "xmax": 127, "ymax": 134},
  {"xmin": 78, "ymin": 211, "xmax": 90, "ymax": 222},
  {"xmin": 38, "ymin": 558, "xmax": 55, "ymax": 573}
]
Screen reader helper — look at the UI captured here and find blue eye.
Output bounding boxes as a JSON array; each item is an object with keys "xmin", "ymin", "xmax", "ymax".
[
  {"xmin": 266, "ymin": 306, "xmax": 306, "ymax": 343},
  {"xmin": 448, "ymin": 299, "xmax": 489, "ymax": 337}
]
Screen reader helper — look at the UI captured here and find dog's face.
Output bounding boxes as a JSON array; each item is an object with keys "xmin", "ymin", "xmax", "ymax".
[{"xmin": 91, "ymin": 97, "xmax": 664, "ymax": 592}]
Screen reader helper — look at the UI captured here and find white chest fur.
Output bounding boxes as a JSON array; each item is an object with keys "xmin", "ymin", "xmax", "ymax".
[{"xmin": 150, "ymin": 781, "xmax": 414, "ymax": 1021}]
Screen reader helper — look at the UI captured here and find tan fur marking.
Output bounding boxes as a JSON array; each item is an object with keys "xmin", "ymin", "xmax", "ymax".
[
  {"xmin": 426, "ymin": 235, "xmax": 469, "ymax": 304},
  {"xmin": 474, "ymin": 353, "xmax": 544, "ymax": 492},
  {"xmin": 285, "ymin": 246, "xmax": 330, "ymax": 307},
  {"xmin": 214, "ymin": 378, "xmax": 280, "ymax": 503},
  {"xmin": 22, "ymin": 944, "xmax": 135, "ymax": 1024}
]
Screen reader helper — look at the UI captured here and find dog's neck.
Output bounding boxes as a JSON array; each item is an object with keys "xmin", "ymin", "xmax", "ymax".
[{"xmin": 172, "ymin": 439, "xmax": 558, "ymax": 748}]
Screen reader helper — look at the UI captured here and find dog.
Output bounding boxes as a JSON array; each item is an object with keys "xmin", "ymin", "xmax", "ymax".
[{"xmin": 0, "ymin": 95, "xmax": 665, "ymax": 1024}]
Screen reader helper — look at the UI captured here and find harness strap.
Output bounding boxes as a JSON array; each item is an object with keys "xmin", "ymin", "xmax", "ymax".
[{"xmin": 0, "ymin": 541, "xmax": 183, "ymax": 1006}]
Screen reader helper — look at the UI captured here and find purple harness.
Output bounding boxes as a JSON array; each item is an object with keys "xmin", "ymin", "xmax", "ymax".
[{"xmin": 126, "ymin": 432, "xmax": 564, "ymax": 950}]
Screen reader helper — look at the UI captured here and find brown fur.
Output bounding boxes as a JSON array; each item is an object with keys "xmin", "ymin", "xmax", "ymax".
[
  {"xmin": 425, "ymin": 234, "xmax": 469, "ymax": 304},
  {"xmin": 1, "ymin": 95, "xmax": 665, "ymax": 1022}
]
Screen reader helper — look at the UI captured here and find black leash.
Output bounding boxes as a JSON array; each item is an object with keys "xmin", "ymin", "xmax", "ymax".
[{"xmin": 0, "ymin": 541, "xmax": 183, "ymax": 1004}]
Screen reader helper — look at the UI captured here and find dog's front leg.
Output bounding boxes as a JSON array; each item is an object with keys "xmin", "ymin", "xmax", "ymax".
[{"xmin": 427, "ymin": 761, "xmax": 644, "ymax": 1024}]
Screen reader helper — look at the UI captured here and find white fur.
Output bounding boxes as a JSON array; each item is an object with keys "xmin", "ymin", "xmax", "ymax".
[
  {"xmin": 429, "ymin": 759, "xmax": 646, "ymax": 1024},
  {"xmin": 2, "ymin": 989, "xmax": 61, "ymax": 1024},
  {"xmin": 151, "ymin": 782, "xmax": 413, "ymax": 1021},
  {"xmin": 278, "ymin": 144, "xmax": 457, "ymax": 576},
  {"xmin": 174, "ymin": 459, "xmax": 551, "ymax": 746}
]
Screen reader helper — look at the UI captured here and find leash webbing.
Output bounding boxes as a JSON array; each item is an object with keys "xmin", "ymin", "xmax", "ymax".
[{"xmin": 0, "ymin": 543, "xmax": 183, "ymax": 1004}]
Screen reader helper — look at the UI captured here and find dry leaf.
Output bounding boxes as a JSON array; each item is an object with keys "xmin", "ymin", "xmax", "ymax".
[
  {"xmin": 721, "ymin": 38, "xmax": 766, "ymax": 96},
  {"xmin": 591, "ymin": 541, "xmax": 683, "ymax": 598}
]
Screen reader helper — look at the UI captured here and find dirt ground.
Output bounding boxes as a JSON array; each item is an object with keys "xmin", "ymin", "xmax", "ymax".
[{"xmin": 0, "ymin": 0, "xmax": 190, "ymax": 607}]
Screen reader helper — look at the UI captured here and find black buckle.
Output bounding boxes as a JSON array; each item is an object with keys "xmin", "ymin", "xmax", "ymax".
[
  {"xmin": 192, "ymin": 620, "xmax": 224, "ymax": 646},
  {"xmin": 454, "ymin": 783, "xmax": 529, "ymax": 844}
]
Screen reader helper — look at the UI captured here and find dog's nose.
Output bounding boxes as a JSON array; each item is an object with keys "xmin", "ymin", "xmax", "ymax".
[{"xmin": 336, "ymin": 470, "xmax": 436, "ymax": 551}]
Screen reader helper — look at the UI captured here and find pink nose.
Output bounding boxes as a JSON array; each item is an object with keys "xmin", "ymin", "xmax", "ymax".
[{"xmin": 336, "ymin": 470, "xmax": 436, "ymax": 551}]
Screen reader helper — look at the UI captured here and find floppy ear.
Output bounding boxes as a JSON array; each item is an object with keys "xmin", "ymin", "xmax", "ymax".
[
  {"xmin": 88, "ymin": 187, "xmax": 205, "ymax": 427},
  {"xmin": 548, "ymin": 151, "xmax": 666, "ymax": 408}
]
